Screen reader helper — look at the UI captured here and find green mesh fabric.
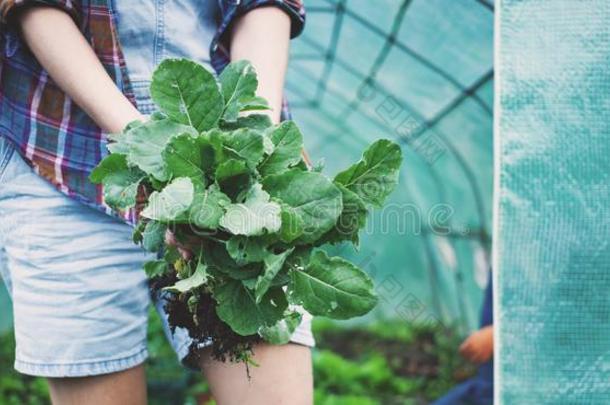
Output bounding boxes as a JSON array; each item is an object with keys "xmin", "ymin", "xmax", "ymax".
[
  {"xmin": 496, "ymin": 1, "xmax": 610, "ymax": 402},
  {"xmin": 286, "ymin": 0, "xmax": 494, "ymax": 333}
]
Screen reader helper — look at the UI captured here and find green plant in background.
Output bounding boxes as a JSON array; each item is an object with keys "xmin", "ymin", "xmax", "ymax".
[
  {"xmin": 0, "ymin": 333, "xmax": 49, "ymax": 405},
  {"xmin": 0, "ymin": 314, "xmax": 473, "ymax": 405},
  {"xmin": 90, "ymin": 58, "xmax": 403, "ymax": 363},
  {"xmin": 311, "ymin": 319, "xmax": 475, "ymax": 404}
]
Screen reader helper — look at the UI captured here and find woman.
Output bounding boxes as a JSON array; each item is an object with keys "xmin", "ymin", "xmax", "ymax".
[{"xmin": 0, "ymin": 1, "xmax": 314, "ymax": 404}]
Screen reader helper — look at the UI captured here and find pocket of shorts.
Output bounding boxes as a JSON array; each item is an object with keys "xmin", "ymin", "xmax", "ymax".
[{"xmin": 0, "ymin": 137, "xmax": 16, "ymax": 184}]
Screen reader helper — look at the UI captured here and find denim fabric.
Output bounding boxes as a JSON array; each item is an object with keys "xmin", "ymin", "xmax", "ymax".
[
  {"xmin": 0, "ymin": 137, "xmax": 151, "ymax": 377},
  {"xmin": 0, "ymin": 136, "xmax": 313, "ymax": 378},
  {"xmin": 113, "ymin": 0, "xmax": 220, "ymax": 102}
]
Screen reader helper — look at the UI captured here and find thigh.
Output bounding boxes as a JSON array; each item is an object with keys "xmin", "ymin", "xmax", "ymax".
[
  {"xmin": 0, "ymin": 145, "xmax": 153, "ymax": 377},
  {"xmin": 200, "ymin": 342, "xmax": 313, "ymax": 405}
]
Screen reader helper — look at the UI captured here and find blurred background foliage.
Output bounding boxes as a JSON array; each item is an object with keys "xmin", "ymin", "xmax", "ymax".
[
  {"xmin": 0, "ymin": 0, "xmax": 493, "ymax": 403},
  {"xmin": 0, "ymin": 310, "xmax": 474, "ymax": 404}
]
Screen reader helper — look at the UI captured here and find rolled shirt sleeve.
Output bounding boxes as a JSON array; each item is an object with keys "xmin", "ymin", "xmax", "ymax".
[
  {"xmin": 214, "ymin": 0, "xmax": 306, "ymax": 63},
  {"xmin": 1, "ymin": 0, "xmax": 81, "ymax": 25},
  {"xmin": 236, "ymin": 0, "xmax": 305, "ymax": 38}
]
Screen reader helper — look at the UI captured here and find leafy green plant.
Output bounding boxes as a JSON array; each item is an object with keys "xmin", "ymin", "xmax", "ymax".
[
  {"xmin": 0, "ymin": 333, "xmax": 49, "ymax": 405},
  {"xmin": 91, "ymin": 58, "xmax": 402, "ymax": 362},
  {"xmin": 312, "ymin": 319, "xmax": 475, "ymax": 404}
]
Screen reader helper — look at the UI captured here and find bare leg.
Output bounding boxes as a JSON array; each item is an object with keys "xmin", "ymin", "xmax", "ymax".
[
  {"xmin": 201, "ymin": 343, "xmax": 313, "ymax": 405},
  {"xmin": 47, "ymin": 364, "xmax": 147, "ymax": 405}
]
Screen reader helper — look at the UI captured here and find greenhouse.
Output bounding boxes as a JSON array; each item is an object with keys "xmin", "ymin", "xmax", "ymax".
[
  {"xmin": 286, "ymin": 0, "xmax": 494, "ymax": 333},
  {"xmin": 1, "ymin": 0, "xmax": 609, "ymax": 404}
]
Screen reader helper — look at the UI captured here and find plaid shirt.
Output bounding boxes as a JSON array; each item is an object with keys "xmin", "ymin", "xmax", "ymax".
[{"xmin": 0, "ymin": 0, "xmax": 305, "ymax": 220}]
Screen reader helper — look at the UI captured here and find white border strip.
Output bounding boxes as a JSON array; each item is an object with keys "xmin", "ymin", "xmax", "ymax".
[{"xmin": 492, "ymin": 1, "xmax": 503, "ymax": 404}]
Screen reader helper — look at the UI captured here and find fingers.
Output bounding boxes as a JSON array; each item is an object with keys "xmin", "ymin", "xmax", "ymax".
[
  {"xmin": 460, "ymin": 334, "xmax": 482, "ymax": 363},
  {"xmin": 165, "ymin": 229, "xmax": 178, "ymax": 246},
  {"xmin": 165, "ymin": 229, "xmax": 193, "ymax": 261},
  {"xmin": 459, "ymin": 333, "xmax": 474, "ymax": 354},
  {"xmin": 459, "ymin": 337, "xmax": 476, "ymax": 361},
  {"xmin": 178, "ymin": 246, "xmax": 193, "ymax": 261},
  {"xmin": 459, "ymin": 330, "xmax": 494, "ymax": 364}
]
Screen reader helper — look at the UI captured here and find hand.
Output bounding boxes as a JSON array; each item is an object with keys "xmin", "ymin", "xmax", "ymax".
[
  {"xmin": 165, "ymin": 229, "xmax": 194, "ymax": 261},
  {"xmin": 459, "ymin": 325, "xmax": 494, "ymax": 364},
  {"xmin": 134, "ymin": 184, "xmax": 195, "ymax": 261}
]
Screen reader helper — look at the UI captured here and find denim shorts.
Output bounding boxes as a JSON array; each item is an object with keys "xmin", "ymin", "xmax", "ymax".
[{"xmin": 0, "ymin": 136, "xmax": 314, "ymax": 378}]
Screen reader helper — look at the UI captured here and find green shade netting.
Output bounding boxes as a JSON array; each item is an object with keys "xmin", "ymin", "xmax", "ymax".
[
  {"xmin": 497, "ymin": 1, "xmax": 610, "ymax": 402},
  {"xmin": 286, "ymin": 0, "xmax": 493, "ymax": 333}
]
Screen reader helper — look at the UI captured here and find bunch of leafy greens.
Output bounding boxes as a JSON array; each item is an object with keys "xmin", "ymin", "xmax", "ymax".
[{"xmin": 90, "ymin": 59, "xmax": 402, "ymax": 363}]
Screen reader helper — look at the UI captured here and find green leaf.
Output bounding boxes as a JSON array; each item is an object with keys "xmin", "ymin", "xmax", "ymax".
[
  {"xmin": 255, "ymin": 248, "xmax": 293, "ymax": 303},
  {"xmin": 334, "ymin": 139, "xmax": 402, "ymax": 207},
  {"xmin": 263, "ymin": 135, "xmax": 275, "ymax": 155},
  {"xmin": 150, "ymin": 58, "xmax": 223, "ymax": 131},
  {"xmin": 226, "ymin": 236, "xmax": 270, "ymax": 265},
  {"xmin": 163, "ymin": 133, "xmax": 206, "ymax": 181},
  {"xmin": 144, "ymin": 260, "xmax": 167, "ymax": 278},
  {"xmin": 105, "ymin": 119, "xmax": 143, "ymax": 155},
  {"xmin": 142, "ymin": 177, "xmax": 194, "ymax": 221},
  {"xmin": 259, "ymin": 311, "xmax": 302, "ymax": 345},
  {"xmin": 242, "ymin": 277, "xmax": 258, "ymax": 290},
  {"xmin": 259, "ymin": 121, "xmax": 304, "ymax": 175},
  {"xmin": 149, "ymin": 111, "xmax": 167, "ymax": 121},
  {"xmin": 164, "ymin": 261, "xmax": 209, "ymax": 293},
  {"xmin": 102, "ymin": 172, "xmax": 144, "ymax": 210},
  {"xmin": 318, "ymin": 183, "xmax": 368, "ymax": 247},
  {"xmin": 271, "ymin": 246, "xmax": 311, "ymax": 288},
  {"xmin": 279, "ymin": 204, "xmax": 305, "ymax": 243},
  {"xmin": 90, "ymin": 153, "xmax": 124, "ymax": 184},
  {"xmin": 90, "ymin": 154, "xmax": 144, "ymax": 209},
  {"xmin": 263, "ymin": 170, "xmax": 342, "ymax": 243},
  {"xmin": 219, "ymin": 128, "xmax": 265, "ymax": 168},
  {"xmin": 221, "ymin": 114, "xmax": 273, "ymax": 131},
  {"xmin": 126, "ymin": 119, "xmax": 197, "ymax": 181},
  {"xmin": 132, "ymin": 220, "xmax": 146, "ymax": 244},
  {"xmin": 220, "ymin": 184, "xmax": 282, "ymax": 236},
  {"xmin": 214, "ymin": 280, "xmax": 287, "ymax": 336},
  {"xmin": 188, "ymin": 184, "xmax": 231, "ymax": 229},
  {"xmin": 292, "ymin": 159, "xmax": 310, "ymax": 172},
  {"xmin": 219, "ymin": 60, "xmax": 259, "ymax": 122},
  {"xmin": 142, "ymin": 221, "xmax": 167, "ymax": 252},
  {"xmin": 312, "ymin": 158, "xmax": 325, "ymax": 173},
  {"xmin": 289, "ymin": 250, "xmax": 378, "ymax": 319},
  {"xmin": 215, "ymin": 159, "xmax": 249, "ymax": 183},
  {"xmin": 107, "ymin": 140, "xmax": 130, "ymax": 155},
  {"xmin": 283, "ymin": 246, "xmax": 312, "ymax": 273},
  {"xmin": 164, "ymin": 245, "xmax": 181, "ymax": 264},
  {"xmin": 239, "ymin": 96, "xmax": 270, "ymax": 112},
  {"xmin": 214, "ymin": 158, "xmax": 253, "ymax": 201},
  {"xmin": 206, "ymin": 242, "xmax": 262, "ymax": 280}
]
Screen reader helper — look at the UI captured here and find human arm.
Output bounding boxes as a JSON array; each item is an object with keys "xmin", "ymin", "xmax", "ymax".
[
  {"xmin": 229, "ymin": 6, "xmax": 292, "ymax": 124},
  {"xmin": 459, "ymin": 325, "xmax": 494, "ymax": 364},
  {"xmin": 17, "ymin": 7, "xmax": 142, "ymax": 133}
]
